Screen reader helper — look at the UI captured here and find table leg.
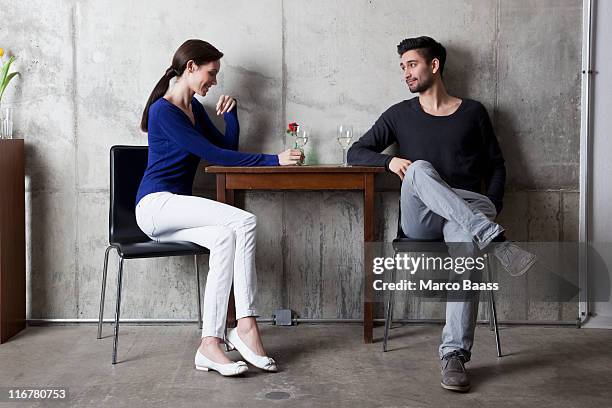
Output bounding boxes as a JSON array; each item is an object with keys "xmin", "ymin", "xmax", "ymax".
[
  {"xmin": 364, "ymin": 174, "xmax": 375, "ymax": 343},
  {"xmin": 216, "ymin": 174, "xmax": 227, "ymax": 203}
]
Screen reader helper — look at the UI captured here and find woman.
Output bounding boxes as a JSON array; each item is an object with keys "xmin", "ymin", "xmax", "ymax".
[{"xmin": 135, "ymin": 39, "xmax": 301, "ymax": 376}]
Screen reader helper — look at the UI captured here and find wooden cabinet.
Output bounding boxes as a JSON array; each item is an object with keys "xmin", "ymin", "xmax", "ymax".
[{"xmin": 0, "ymin": 139, "xmax": 25, "ymax": 343}]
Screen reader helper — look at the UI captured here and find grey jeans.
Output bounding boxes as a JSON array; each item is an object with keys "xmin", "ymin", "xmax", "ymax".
[{"xmin": 400, "ymin": 160, "xmax": 504, "ymax": 361}]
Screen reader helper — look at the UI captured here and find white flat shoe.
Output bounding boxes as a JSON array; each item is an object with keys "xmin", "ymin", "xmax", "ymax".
[
  {"xmin": 225, "ymin": 328, "xmax": 278, "ymax": 372},
  {"xmin": 194, "ymin": 350, "xmax": 248, "ymax": 376}
]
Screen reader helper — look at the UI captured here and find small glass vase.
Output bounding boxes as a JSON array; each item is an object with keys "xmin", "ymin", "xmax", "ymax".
[{"xmin": 1, "ymin": 106, "xmax": 14, "ymax": 139}]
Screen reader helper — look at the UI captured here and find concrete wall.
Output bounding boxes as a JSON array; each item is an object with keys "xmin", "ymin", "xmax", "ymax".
[{"xmin": 0, "ymin": 0, "xmax": 581, "ymax": 321}]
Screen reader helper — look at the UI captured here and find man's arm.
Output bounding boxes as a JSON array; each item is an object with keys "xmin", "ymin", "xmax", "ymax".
[
  {"xmin": 479, "ymin": 106, "xmax": 506, "ymax": 214},
  {"xmin": 347, "ymin": 113, "xmax": 396, "ymax": 170}
]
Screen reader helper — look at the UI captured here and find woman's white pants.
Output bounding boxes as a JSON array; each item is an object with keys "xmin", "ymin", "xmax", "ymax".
[{"xmin": 135, "ymin": 192, "xmax": 258, "ymax": 339}]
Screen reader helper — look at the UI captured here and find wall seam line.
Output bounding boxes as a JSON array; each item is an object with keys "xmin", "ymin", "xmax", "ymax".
[
  {"xmin": 280, "ymin": 0, "xmax": 289, "ymax": 308},
  {"xmin": 493, "ymin": 0, "xmax": 501, "ymax": 127},
  {"xmin": 71, "ymin": 2, "xmax": 80, "ymax": 318}
]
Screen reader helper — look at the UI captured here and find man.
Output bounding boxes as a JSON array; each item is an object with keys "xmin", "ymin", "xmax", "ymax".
[{"xmin": 347, "ymin": 36, "xmax": 536, "ymax": 392}]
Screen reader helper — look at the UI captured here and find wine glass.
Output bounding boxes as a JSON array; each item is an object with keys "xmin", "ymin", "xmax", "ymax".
[
  {"xmin": 337, "ymin": 124, "xmax": 353, "ymax": 166},
  {"xmin": 294, "ymin": 128, "xmax": 309, "ymax": 165}
]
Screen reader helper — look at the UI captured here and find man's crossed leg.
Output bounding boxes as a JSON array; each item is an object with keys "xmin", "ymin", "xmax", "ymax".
[{"xmin": 400, "ymin": 160, "xmax": 535, "ymax": 392}]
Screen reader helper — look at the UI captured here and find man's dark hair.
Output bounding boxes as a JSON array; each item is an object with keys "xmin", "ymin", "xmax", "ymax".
[{"xmin": 397, "ymin": 36, "xmax": 446, "ymax": 76}]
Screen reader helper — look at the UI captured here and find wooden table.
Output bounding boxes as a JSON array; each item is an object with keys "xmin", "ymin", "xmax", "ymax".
[{"xmin": 206, "ymin": 165, "xmax": 384, "ymax": 343}]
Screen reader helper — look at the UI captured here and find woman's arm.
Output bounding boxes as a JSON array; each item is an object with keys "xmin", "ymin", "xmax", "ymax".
[
  {"xmin": 193, "ymin": 97, "xmax": 239, "ymax": 150},
  {"xmin": 155, "ymin": 103, "xmax": 278, "ymax": 166}
]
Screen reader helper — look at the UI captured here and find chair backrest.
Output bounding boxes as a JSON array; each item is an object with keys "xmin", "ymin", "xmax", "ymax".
[{"xmin": 109, "ymin": 145, "xmax": 150, "ymax": 244}]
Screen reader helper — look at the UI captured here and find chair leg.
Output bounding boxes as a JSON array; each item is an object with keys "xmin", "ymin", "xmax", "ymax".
[
  {"xmin": 486, "ymin": 254, "xmax": 502, "ymax": 357},
  {"xmin": 97, "ymin": 246, "xmax": 114, "ymax": 339},
  {"xmin": 490, "ymin": 290, "xmax": 502, "ymax": 357},
  {"xmin": 383, "ymin": 262, "xmax": 397, "ymax": 352},
  {"xmin": 112, "ymin": 256, "xmax": 125, "ymax": 365},
  {"xmin": 487, "ymin": 255, "xmax": 495, "ymax": 332},
  {"xmin": 383, "ymin": 296, "xmax": 393, "ymax": 352},
  {"xmin": 195, "ymin": 255, "xmax": 202, "ymax": 330}
]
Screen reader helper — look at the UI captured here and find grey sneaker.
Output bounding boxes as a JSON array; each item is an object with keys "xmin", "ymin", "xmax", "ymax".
[
  {"xmin": 492, "ymin": 242, "xmax": 538, "ymax": 277},
  {"xmin": 440, "ymin": 351, "xmax": 471, "ymax": 392}
]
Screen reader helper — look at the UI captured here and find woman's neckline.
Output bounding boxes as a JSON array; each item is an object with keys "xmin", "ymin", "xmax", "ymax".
[{"xmin": 161, "ymin": 96, "xmax": 196, "ymax": 126}]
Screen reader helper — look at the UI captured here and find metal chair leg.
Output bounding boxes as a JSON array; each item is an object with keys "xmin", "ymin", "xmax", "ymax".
[
  {"xmin": 383, "ymin": 294, "xmax": 394, "ymax": 352},
  {"xmin": 383, "ymin": 301, "xmax": 391, "ymax": 351},
  {"xmin": 112, "ymin": 256, "xmax": 125, "ymax": 365},
  {"xmin": 195, "ymin": 255, "xmax": 202, "ymax": 330},
  {"xmin": 490, "ymin": 290, "xmax": 502, "ymax": 357},
  {"xmin": 486, "ymin": 255, "xmax": 502, "ymax": 357},
  {"xmin": 383, "ymin": 262, "xmax": 397, "ymax": 352},
  {"xmin": 486, "ymin": 255, "xmax": 495, "ymax": 332},
  {"xmin": 97, "ymin": 246, "xmax": 114, "ymax": 339}
]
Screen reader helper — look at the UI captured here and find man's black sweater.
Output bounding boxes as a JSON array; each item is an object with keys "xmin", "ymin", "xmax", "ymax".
[{"xmin": 347, "ymin": 97, "xmax": 506, "ymax": 213}]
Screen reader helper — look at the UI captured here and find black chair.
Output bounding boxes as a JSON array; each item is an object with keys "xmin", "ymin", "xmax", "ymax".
[
  {"xmin": 383, "ymin": 202, "xmax": 502, "ymax": 357},
  {"xmin": 97, "ymin": 145, "xmax": 210, "ymax": 364}
]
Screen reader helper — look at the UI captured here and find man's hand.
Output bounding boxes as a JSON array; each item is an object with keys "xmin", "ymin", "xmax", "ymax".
[
  {"xmin": 389, "ymin": 157, "xmax": 412, "ymax": 181},
  {"xmin": 216, "ymin": 95, "xmax": 236, "ymax": 115}
]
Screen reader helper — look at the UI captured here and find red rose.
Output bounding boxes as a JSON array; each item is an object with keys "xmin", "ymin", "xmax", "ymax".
[{"xmin": 287, "ymin": 122, "xmax": 299, "ymax": 133}]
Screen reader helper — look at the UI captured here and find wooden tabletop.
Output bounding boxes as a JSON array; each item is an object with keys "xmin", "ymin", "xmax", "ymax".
[{"xmin": 205, "ymin": 165, "xmax": 385, "ymax": 173}]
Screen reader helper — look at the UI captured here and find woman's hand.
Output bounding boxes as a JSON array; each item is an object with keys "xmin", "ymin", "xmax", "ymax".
[
  {"xmin": 216, "ymin": 95, "xmax": 236, "ymax": 115},
  {"xmin": 278, "ymin": 149, "xmax": 303, "ymax": 165}
]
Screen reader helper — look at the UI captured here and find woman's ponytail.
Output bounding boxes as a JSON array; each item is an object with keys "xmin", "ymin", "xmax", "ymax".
[{"xmin": 140, "ymin": 67, "xmax": 177, "ymax": 132}]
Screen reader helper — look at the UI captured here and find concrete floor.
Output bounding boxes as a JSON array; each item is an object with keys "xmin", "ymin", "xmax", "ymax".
[{"xmin": 0, "ymin": 323, "xmax": 611, "ymax": 407}]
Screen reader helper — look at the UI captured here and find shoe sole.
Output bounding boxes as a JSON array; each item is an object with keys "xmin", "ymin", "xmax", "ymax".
[
  {"xmin": 440, "ymin": 382, "xmax": 471, "ymax": 392},
  {"xmin": 195, "ymin": 365, "xmax": 247, "ymax": 376},
  {"xmin": 195, "ymin": 365, "xmax": 210, "ymax": 372}
]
